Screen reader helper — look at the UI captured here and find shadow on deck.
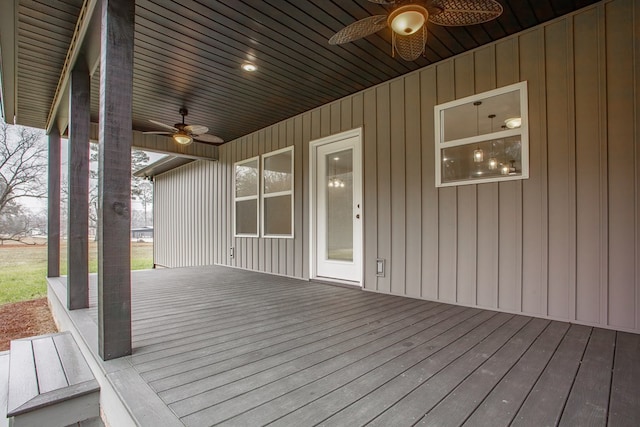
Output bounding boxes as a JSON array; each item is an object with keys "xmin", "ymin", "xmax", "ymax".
[{"xmin": 48, "ymin": 265, "xmax": 640, "ymax": 426}]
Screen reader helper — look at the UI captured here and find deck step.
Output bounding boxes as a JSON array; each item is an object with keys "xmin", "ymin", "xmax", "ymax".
[{"xmin": 6, "ymin": 332, "xmax": 100, "ymax": 427}]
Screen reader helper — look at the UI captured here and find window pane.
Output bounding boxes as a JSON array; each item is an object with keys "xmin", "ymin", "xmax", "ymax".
[
  {"xmin": 442, "ymin": 90, "xmax": 521, "ymax": 142},
  {"xmin": 264, "ymin": 150, "xmax": 292, "ymax": 194},
  {"xmin": 441, "ymin": 136, "xmax": 522, "ymax": 184},
  {"xmin": 326, "ymin": 149, "xmax": 353, "ymax": 261},
  {"xmin": 235, "ymin": 199, "xmax": 257, "ymax": 235},
  {"xmin": 264, "ymin": 195, "xmax": 291, "ymax": 236},
  {"xmin": 235, "ymin": 160, "xmax": 258, "ymax": 197}
]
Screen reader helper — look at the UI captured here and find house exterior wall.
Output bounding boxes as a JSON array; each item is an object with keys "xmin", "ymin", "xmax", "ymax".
[
  {"xmin": 156, "ymin": 0, "xmax": 640, "ymax": 333},
  {"xmin": 154, "ymin": 161, "xmax": 216, "ymax": 267}
]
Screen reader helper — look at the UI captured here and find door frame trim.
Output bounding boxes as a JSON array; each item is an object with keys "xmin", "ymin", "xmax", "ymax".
[{"xmin": 309, "ymin": 127, "xmax": 363, "ymax": 286}]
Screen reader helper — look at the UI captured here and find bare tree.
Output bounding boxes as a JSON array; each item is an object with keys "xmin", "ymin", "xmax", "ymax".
[
  {"xmin": 0, "ymin": 120, "xmax": 47, "ymax": 243},
  {"xmin": 133, "ymin": 179, "xmax": 153, "ymax": 226}
]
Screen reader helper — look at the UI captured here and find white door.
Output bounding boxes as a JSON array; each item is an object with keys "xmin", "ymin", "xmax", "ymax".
[{"xmin": 311, "ymin": 129, "xmax": 362, "ymax": 285}]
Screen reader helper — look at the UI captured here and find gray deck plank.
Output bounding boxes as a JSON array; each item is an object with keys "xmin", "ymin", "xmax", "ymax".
[
  {"xmin": 560, "ymin": 327, "xmax": 615, "ymax": 426},
  {"xmin": 131, "ymin": 285, "xmax": 378, "ymax": 349},
  {"xmin": 135, "ymin": 294, "xmax": 414, "ymax": 377},
  {"xmin": 142, "ymin": 298, "xmax": 427, "ymax": 385},
  {"xmin": 511, "ymin": 324, "xmax": 592, "ymax": 427},
  {"xmin": 132, "ymin": 279, "xmax": 340, "ymax": 320},
  {"xmin": 225, "ymin": 312, "xmax": 513, "ymax": 426},
  {"xmin": 364, "ymin": 318, "xmax": 548, "ymax": 427},
  {"xmin": 7, "ymin": 340, "xmax": 38, "ymax": 414},
  {"xmin": 52, "ymin": 332, "xmax": 95, "ymax": 385},
  {"xmin": 418, "ymin": 318, "xmax": 556, "ymax": 426},
  {"xmin": 314, "ymin": 315, "xmax": 529, "ymax": 426},
  {"xmin": 608, "ymin": 332, "xmax": 640, "ymax": 426},
  {"xmin": 32, "ymin": 336, "xmax": 68, "ymax": 393},
  {"xmin": 54, "ymin": 266, "xmax": 639, "ymax": 427},
  {"xmin": 132, "ymin": 285, "xmax": 343, "ymax": 348},
  {"xmin": 133, "ymin": 290, "xmax": 408, "ymax": 365},
  {"xmin": 165, "ymin": 303, "xmax": 462, "ymax": 410},
  {"xmin": 463, "ymin": 321, "xmax": 570, "ymax": 426},
  {"xmin": 151, "ymin": 299, "xmax": 436, "ymax": 393},
  {"xmin": 308, "ymin": 314, "xmax": 529, "ymax": 425},
  {"xmin": 130, "ymin": 278, "xmax": 330, "ymax": 325},
  {"xmin": 181, "ymin": 307, "xmax": 486, "ymax": 426},
  {"xmin": 132, "ymin": 286, "xmax": 370, "ymax": 339}
]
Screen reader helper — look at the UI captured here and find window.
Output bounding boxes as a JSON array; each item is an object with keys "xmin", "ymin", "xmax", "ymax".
[
  {"xmin": 434, "ymin": 81, "xmax": 529, "ymax": 187},
  {"xmin": 234, "ymin": 157, "xmax": 259, "ymax": 237},
  {"xmin": 262, "ymin": 147, "xmax": 294, "ymax": 238},
  {"xmin": 233, "ymin": 147, "xmax": 295, "ymax": 238}
]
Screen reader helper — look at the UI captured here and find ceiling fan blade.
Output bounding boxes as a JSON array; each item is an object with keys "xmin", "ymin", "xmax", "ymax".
[
  {"xmin": 149, "ymin": 119, "xmax": 178, "ymax": 132},
  {"xmin": 194, "ymin": 134, "xmax": 224, "ymax": 144},
  {"xmin": 429, "ymin": 0, "xmax": 503, "ymax": 26},
  {"xmin": 367, "ymin": 0, "xmax": 396, "ymax": 4},
  {"xmin": 329, "ymin": 15, "xmax": 388, "ymax": 45},
  {"xmin": 142, "ymin": 131, "xmax": 172, "ymax": 135},
  {"xmin": 184, "ymin": 124, "xmax": 209, "ymax": 135},
  {"xmin": 394, "ymin": 26, "xmax": 428, "ymax": 61}
]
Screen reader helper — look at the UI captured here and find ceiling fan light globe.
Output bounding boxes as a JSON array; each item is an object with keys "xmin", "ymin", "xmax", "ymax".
[
  {"xmin": 389, "ymin": 6, "xmax": 428, "ymax": 36},
  {"xmin": 173, "ymin": 134, "xmax": 193, "ymax": 145}
]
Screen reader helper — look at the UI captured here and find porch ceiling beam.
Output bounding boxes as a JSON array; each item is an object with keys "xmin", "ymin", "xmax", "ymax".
[{"xmin": 45, "ymin": 0, "xmax": 101, "ymax": 135}]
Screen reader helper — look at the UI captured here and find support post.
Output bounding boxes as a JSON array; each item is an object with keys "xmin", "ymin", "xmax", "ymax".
[
  {"xmin": 47, "ymin": 132, "xmax": 61, "ymax": 277},
  {"xmin": 97, "ymin": 0, "xmax": 134, "ymax": 360},
  {"xmin": 67, "ymin": 56, "xmax": 90, "ymax": 310}
]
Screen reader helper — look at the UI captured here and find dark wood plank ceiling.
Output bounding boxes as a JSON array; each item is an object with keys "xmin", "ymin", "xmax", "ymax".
[
  {"xmin": 12, "ymin": 0, "xmax": 601, "ymax": 144},
  {"xmin": 13, "ymin": 0, "xmax": 84, "ymax": 128}
]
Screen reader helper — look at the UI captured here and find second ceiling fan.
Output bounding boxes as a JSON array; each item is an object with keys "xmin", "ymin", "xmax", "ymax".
[{"xmin": 329, "ymin": 0, "xmax": 503, "ymax": 61}]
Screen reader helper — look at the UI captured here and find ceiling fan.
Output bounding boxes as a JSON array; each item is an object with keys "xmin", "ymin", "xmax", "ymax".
[
  {"xmin": 329, "ymin": 0, "xmax": 503, "ymax": 61},
  {"xmin": 143, "ymin": 108, "xmax": 224, "ymax": 146}
]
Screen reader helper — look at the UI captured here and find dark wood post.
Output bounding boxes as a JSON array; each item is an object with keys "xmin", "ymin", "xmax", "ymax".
[
  {"xmin": 97, "ymin": 0, "xmax": 134, "ymax": 360},
  {"xmin": 47, "ymin": 131, "xmax": 61, "ymax": 277},
  {"xmin": 67, "ymin": 56, "xmax": 90, "ymax": 310}
]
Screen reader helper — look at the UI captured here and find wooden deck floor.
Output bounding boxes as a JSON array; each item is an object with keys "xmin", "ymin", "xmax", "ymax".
[{"xmin": 67, "ymin": 266, "xmax": 639, "ymax": 426}]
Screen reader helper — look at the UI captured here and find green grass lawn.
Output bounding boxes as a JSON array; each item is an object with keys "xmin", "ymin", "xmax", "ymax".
[{"xmin": 0, "ymin": 241, "xmax": 153, "ymax": 305}]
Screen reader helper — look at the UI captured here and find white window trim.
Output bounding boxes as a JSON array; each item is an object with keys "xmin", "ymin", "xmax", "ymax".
[
  {"xmin": 261, "ymin": 146, "xmax": 294, "ymax": 239},
  {"xmin": 234, "ymin": 156, "xmax": 260, "ymax": 237},
  {"xmin": 434, "ymin": 81, "xmax": 529, "ymax": 187}
]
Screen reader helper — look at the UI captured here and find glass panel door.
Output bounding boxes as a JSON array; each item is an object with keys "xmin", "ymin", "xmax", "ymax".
[{"xmin": 314, "ymin": 132, "xmax": 362, "ymax": 284}]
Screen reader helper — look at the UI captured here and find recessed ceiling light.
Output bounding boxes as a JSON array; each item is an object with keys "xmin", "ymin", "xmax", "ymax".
[{"xmin": 242, "ymin": 63, "xmax": 257, "ymax": 72}]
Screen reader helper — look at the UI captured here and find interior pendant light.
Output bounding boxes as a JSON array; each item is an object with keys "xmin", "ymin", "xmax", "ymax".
[
  {"xmin": 488, "ymin": 114, "xmax": 497, "ymax": 169},
  {"xmin": 472, "ymin": 101, "xmax": 483, "ymax": 163},
  {"xmin": 328, "ymin": 157, "xmax": 343, "ymax": 188},
  {"xmin": 473, "ymin": 148, "xmax": 484, "ymax": 163},
  {"xmin": 488, "ymin": 157, "xmax": 498, "ymax": 170}
]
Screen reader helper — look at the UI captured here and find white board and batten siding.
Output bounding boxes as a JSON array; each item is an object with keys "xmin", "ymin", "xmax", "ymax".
[{"xmin": 153, "ymin": 0, "xmax": 640, "ymax": 333}]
